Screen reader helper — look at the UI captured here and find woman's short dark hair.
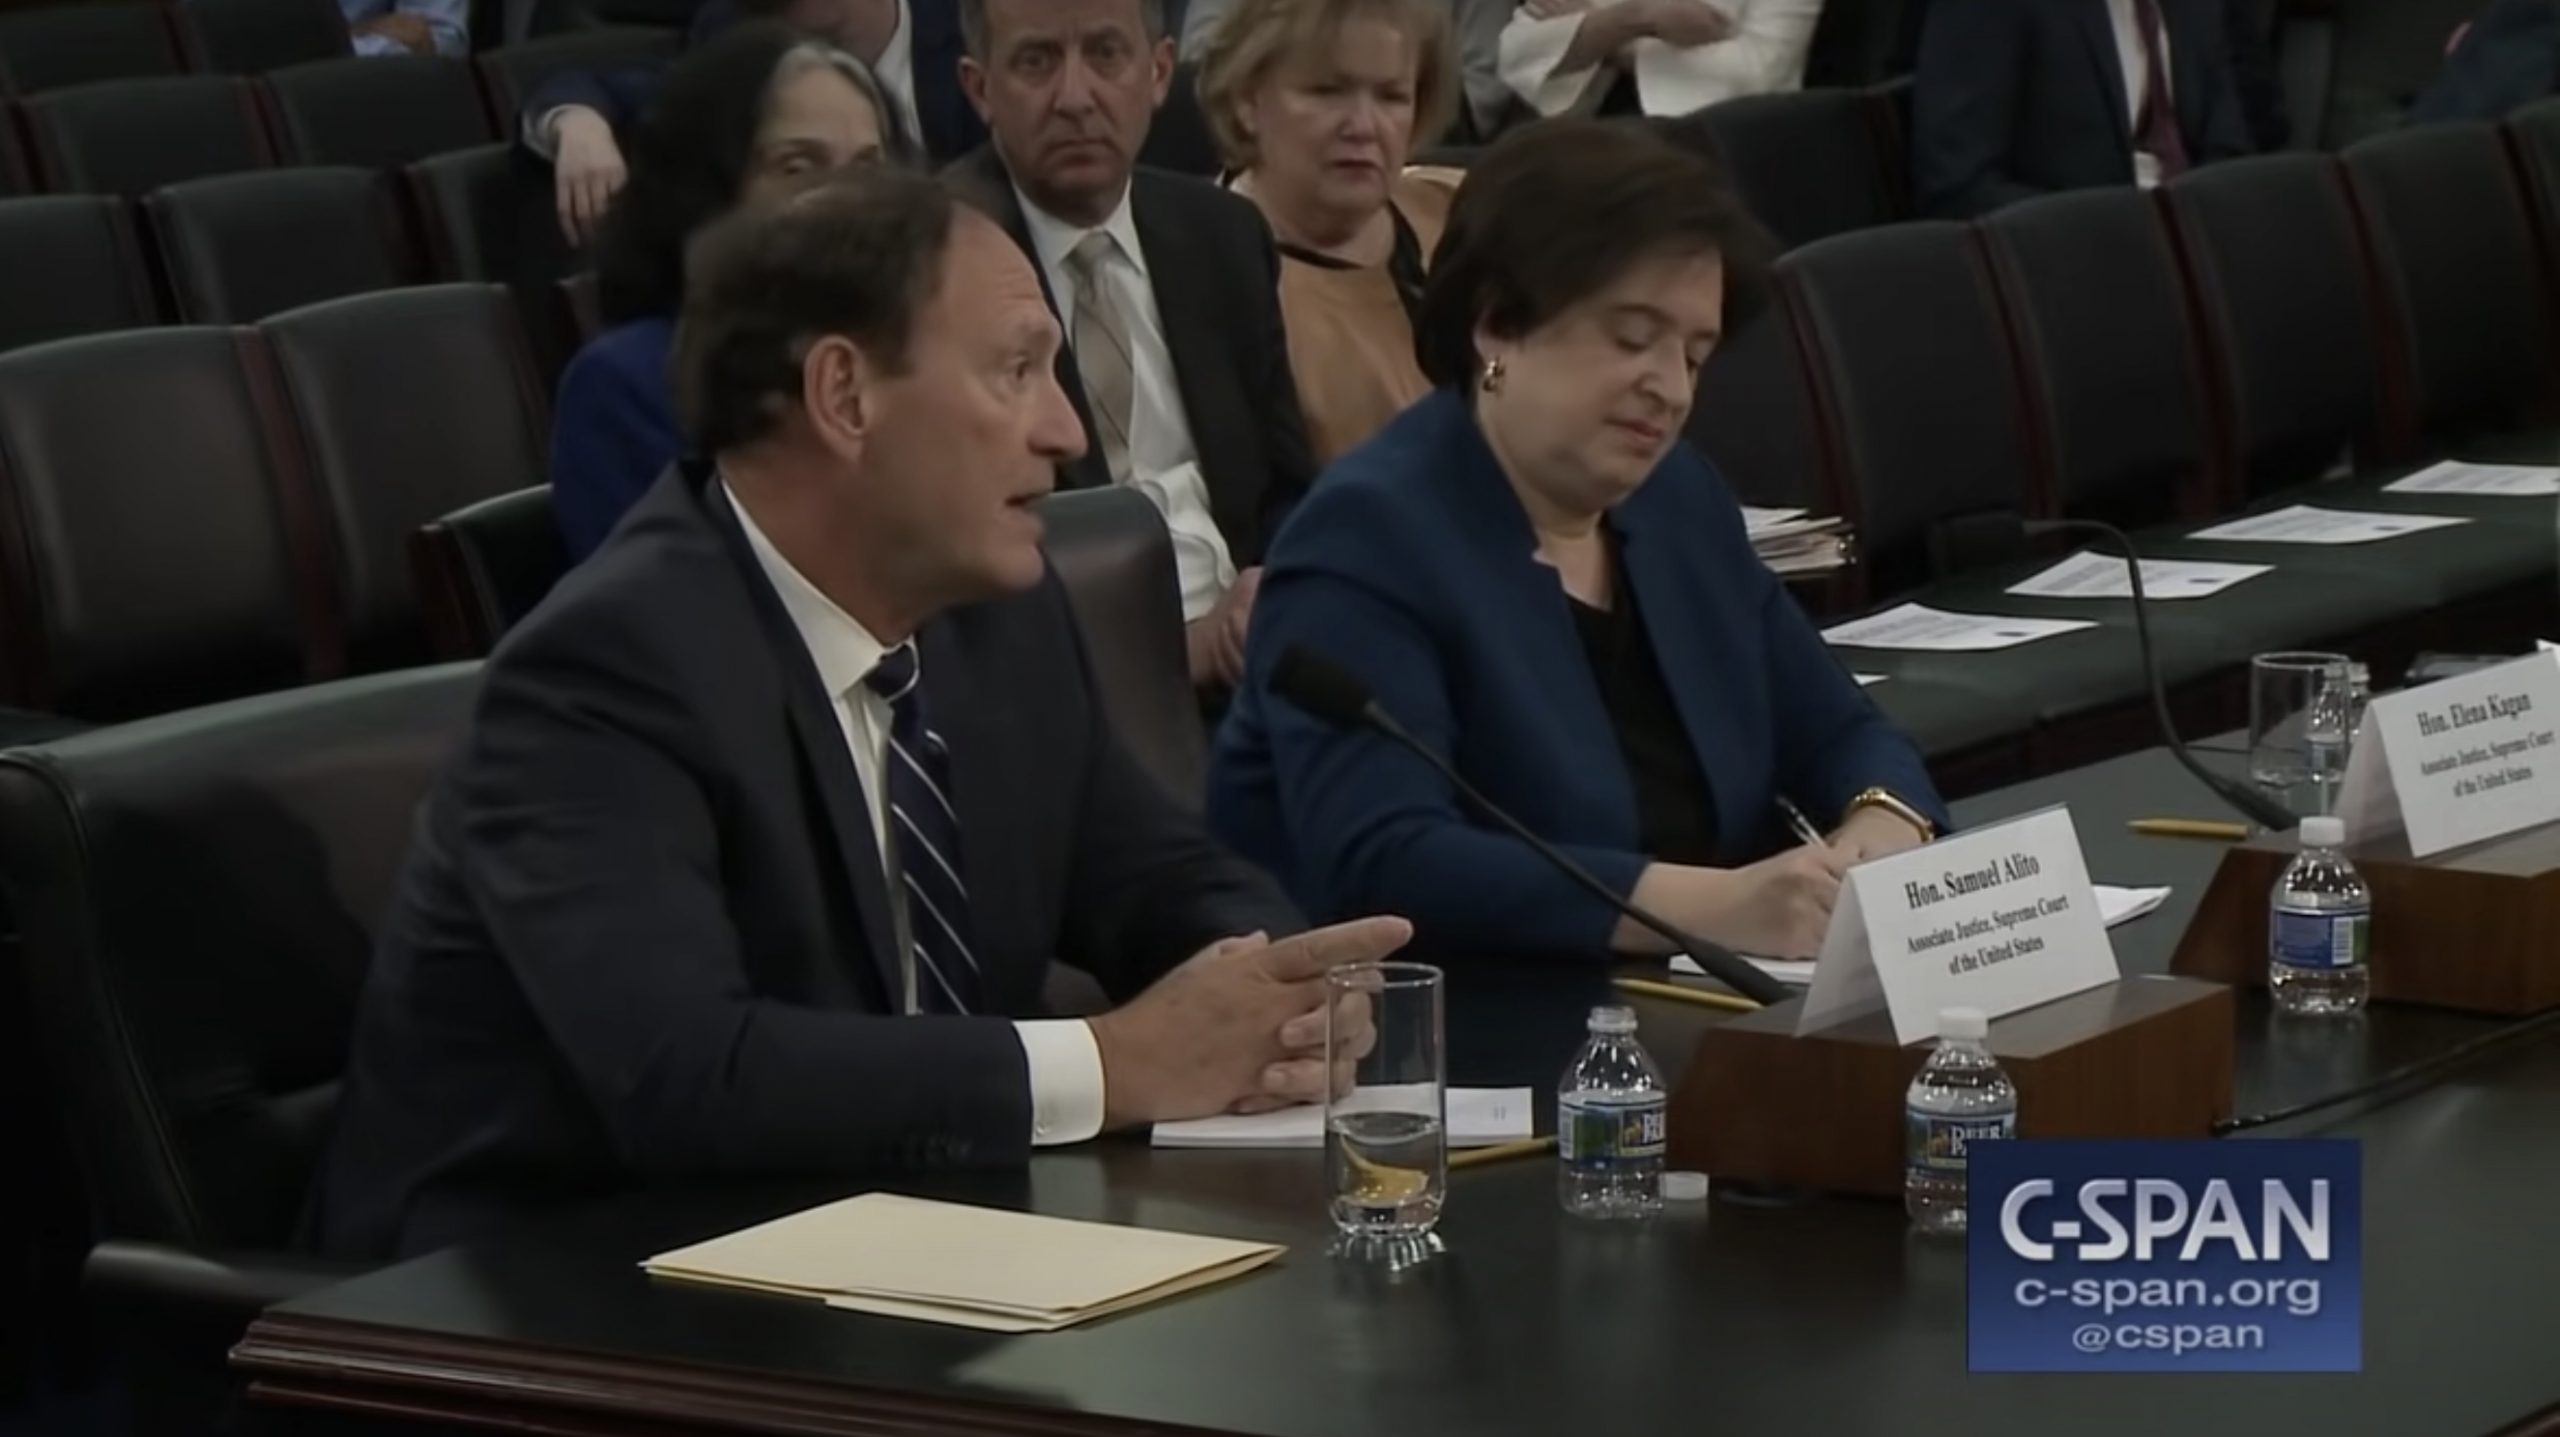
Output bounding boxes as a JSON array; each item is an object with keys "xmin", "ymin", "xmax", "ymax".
[
  {"xmin": 673, "ymin": 167, "xmax": 958, "ymax": 455},
  {"xmin": 593, "ymin": 22, "xmax": 917, "ymax": 326},
  {"xmin": 1414, "ymin": 117, "xmax": 1769, "ymax": 389}
]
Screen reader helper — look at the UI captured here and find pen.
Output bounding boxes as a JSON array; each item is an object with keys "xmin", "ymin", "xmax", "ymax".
[
  {"xmin": 1776, "ymin": 795, "xmax": 1826, "ymax": 848},
  {"xmin": 1613, "ymin": 976, "xmax": 1760, "ymax": 1013},
  {"xmin": 1448, "ymin": 1137, "xmax": 1556, "ymax": 1171},
  {"xmin": 2128, "ymin": 818, "xmax": 2252, "ymax": 841}
]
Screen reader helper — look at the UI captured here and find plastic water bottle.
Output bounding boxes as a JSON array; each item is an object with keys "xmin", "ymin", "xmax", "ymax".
[
  {"xmin": 1904, "ymin": 1006, "xmax": 2016, "ymax": 1236},
  {"xmin": 2269, "ymin": 814, "xmax": 2371, "ymax": 1016},
  {"xmin": 1557, "ymin": 1006, "xmax": 1666, "ymax": 1221}
]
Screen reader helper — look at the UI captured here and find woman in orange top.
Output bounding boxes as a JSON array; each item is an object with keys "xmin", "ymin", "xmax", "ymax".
[{"xmin": 1196, "ymin": 0, "xmax": 1463, "ymax": 467}]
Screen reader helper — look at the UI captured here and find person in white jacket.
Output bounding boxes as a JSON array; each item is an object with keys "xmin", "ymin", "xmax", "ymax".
[{"xmin": 1499, "ymin": 0, "xmax": 1824, "ymax": 119}]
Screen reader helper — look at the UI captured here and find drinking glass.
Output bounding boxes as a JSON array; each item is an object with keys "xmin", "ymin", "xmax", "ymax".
[
  {"xmin": 1324, "ymin": 961, "xmax": 1446, "ymax": 1267},
  {"xmin": 2250, "ymin": 651, "xmax": 2354, "ymax": 817}
]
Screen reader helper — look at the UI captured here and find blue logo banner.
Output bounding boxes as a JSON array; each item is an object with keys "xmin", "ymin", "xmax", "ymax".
[{"xmin": 1967, "ymin": 1140, "xmax": 2361, "ymax": 1372}]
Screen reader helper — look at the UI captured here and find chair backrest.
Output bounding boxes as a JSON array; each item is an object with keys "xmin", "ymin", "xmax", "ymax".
[
  {"xmin": 471, "ymin": 26, "xmax": 679, "ymax": 122},
  {"xmin": 0, "ymin": 327, "xmax": 320, "ymax": 719},
  {"xmin": 1659, "ymin": 87, "xmax": 1904, "ymax": 251},
  {"xmin": 1687, "ymin": 302, "xmax": 1839, "ymax": 515},
  {"xmin": 1803, "ymin": 0, "xmax": 1917, "ymax": 88},
  {"xmin": 260, "ymin": 284, "xmax": 551, "ymax": 675},
  {"xmin": 1980, "ymin": 187, "xmax": 2222, "ymax": 525},
  {"xmin": 405, "ymin": 143, "xmax": 584, "ymax": 377},
  {"xmin": 2160, "ymin": 154, "xmax": 2388, "ymax": 497},
  {"xmin": 0, "ymin": 194, "xmax": 159, "ymax": 353},
  {"xmin": 1776, "ymin": 220, "xmax": 2037, "ymax": 597},
  {"xmin": 0, "ymin": 2, "xmax": 185, "ymax": 95},
  {"xmin": 22, "ymin": 74, "xmax": 274, "ymax": 194},
  {"xmin": 2340, "ymin": 122, "xmax": 2558, "ymax": 456},
  {"xmin": 409, "ymin": 485, "xmax": 566, "ymax": 661},
  {"xmin": 0, "ymin": 101, "xmax": 29, "ymax": 194},
  {"xmin": 262, "ymin": 54, "xmax": 495, "ymax": 169},
  {"xmin": 1139, "ymin": 60, "xmax": 1219, "ymax": 177},
  {"xmin": 1035, "ymin": 486, "xmax": 1205, "ymax": 805},
  {"xmin": 145, "ymin": 166, "xmax": 423, "ymax": 322},
  {"xmin": 180, "ymin": 0, "xmax": 351, "ymax": 73},
  {"xmin": 0, "ymin": 666, "xmax": 478, "ymax": 1249}
]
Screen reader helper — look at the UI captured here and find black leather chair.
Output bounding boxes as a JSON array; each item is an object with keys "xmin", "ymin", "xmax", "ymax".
[
  {"xmin": 180, "ymin": 0, "xmax": 353, "ymax": 73},
  {"xmin": 473, "ymin": 26, "xmax": 682, "ymax": 124},
  {"xmin": 262, "ymin": 54, "xmax": 497, "ymax": 169},
  {"xmin": 144, "ymin": 166, "xmax": 424, "ymax": 322},
  {"xmin": 1688, "ymin": 302, "xmax": 1838, "ymax": 515},
  {"xmin": 1660, "ymin": 87, "xmax": 1907, "ymax": 251},
  {"xmin": 1139, "ymin": 60, "xmax": 1220, "ymax": 177},
  {"xmin": 21, "ymin": 74, "xmax": 276, "ymax": 194},
  {"xmin": 407, "ymin": 143, "xmax": 587, "ymax": 380},
  {"xmin": 0, "ymin": 327, "xmax": 317, "ymax": 720},
  {"xmin": 410, "ymin": 484, "xmax": 567, "ymax": 660},
  {"xmin": 0, "ymin": 194, "xmax": 159, "ymax": 353},
  {"xmin": 2158, "ymin": 154, "xmax": 2387, "ymax": 496},
  {"xmin": 0, "ymin": 665, "xmax": 479, "ymax": 1433},
  {"xmin": 0, "ymin": 2, "xmax": 186, "ymax": 96},
  {"xmin": 261, "ymin": 284, "xmax": 552, "ymax": 675},
  {"xmin": 1036, "ymin": 486, "xmax": 1205, "ymax": 806},
  {"xmin": 2340, "ymin": 122, "xmax": 2560, "ymax": 460},
  {"xmin": 0, "ymin": 103, "xmax": 29, "ymax": 195}
]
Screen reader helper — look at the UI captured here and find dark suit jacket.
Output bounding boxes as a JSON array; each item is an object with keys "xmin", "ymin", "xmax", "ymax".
[
  {"xmin": 942, "ymin": 146, "xmax": 1316, "ymax": 567},
  {"xmin": 305, "ymin": 463, "xmax": 1300, "ymax": 1260},
  {"xmin": 2412, "ymin": 0, "xmax": 2560, "ymax": 123},
  {"xmin": 1914, "ymin": 0, "xmax": 2255, "ymax": 218},
  {"xmin": 520, "ymin": 0, "xmax": 986, "ymax": 163},
  {"xmin": 1206, "ymin": 391, "xmax": 1948, "ymax": 963}
]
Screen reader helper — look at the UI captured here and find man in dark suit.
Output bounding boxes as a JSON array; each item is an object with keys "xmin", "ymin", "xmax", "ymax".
[
  {"xmin": 943, "ymin": 0, "xmax": 1316, "ymax": 694},
  {"xmin": 1913, "ymin": 0, "xmax": 2254, "ymax": 218},
  {"xmin": 304, "ymin": 169, "xmax": 1407, "ymax": 1262},
  {"xmin": 526, "ymin": 0, "xmax": 988, "ymax": 242}
]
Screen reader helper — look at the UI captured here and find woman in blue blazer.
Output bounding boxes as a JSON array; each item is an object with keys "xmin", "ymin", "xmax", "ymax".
[
  {"xmin": 1210, "ymin": 118, "xmax": 1949, "ymax": 965},
  {"xmin": 552, "ymin": 24, "xmax": 913, "ymax": 561}
]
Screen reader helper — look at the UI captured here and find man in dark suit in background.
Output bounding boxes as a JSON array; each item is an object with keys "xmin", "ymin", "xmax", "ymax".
[
  {"xmin": 304, "ymin": 170, "xmax": 1407, "ymax": 1262},
  {"xmin": 1913, "ymin": 0, "xmax": 2254, "ymax": 218},
  {"xmin": 942, "ymin": 0, "xmax": 1315, "ymax": 694}
]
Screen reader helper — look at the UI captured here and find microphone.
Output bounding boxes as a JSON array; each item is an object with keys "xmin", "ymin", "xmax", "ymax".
[
  {"xmin": 1270, "ymin": 645, "xmax": 1793, "ymax": 1006},
  {"xmin": 2018, "ymin": 518, "xmax": 2300, "ymax": 833}
]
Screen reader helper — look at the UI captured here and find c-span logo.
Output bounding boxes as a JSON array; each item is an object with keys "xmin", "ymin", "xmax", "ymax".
[{"xmin": 1967, "ymin": 1140, "xmax": 2361, "ymax": 1372}]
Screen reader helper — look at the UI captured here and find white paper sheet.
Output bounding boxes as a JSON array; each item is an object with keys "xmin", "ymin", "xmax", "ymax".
[
  {"xmin": 1854, "ymin": 673, "xmax": 1888, "ymax": 687},
  {"xmin": 2188, "ymin": 506, "xmax": 2471, "ymax": 545},
  {"xmin": 2382, "ymin": 461, "xmax": 2560, "ymax": 497},
  {"xmin": 1668, "ymin": 884, "xmax": 2171, "ymax": 986},
  {"xmin": 1151, "ymin": 1088, "xmax": 1534, "ymax": 1149},
  {"xmin": 1822, "ymin": 603, "xmax": 2097, "ymax": 652},
  {"xmin": 2004, "ymin": 551, "xmax": 2273, "ymax": 602}
]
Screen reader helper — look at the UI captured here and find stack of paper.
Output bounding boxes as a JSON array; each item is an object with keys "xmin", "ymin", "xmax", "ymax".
[
  {"xmin": 643, "ymin": 1193, "xmax": 1282, "ymax": 1332},
  {"xmin": 1743, "ymin": 506, "xmax": 1855, "ymax": 577},
  {"xmin": 1669, "ymin": 885, "xmax": 2173, "ymax": 987},
  {"xmin": 1152, "ymin": 1087, "xmax": 1534, "ymax": 1149},
  {"xmin": 2006, "ymin": 551, "xmax": 2272, "ymax": 602}
]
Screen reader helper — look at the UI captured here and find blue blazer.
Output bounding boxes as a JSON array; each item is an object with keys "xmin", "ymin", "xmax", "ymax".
[
  {"xmin": 550, "ymin": 317, "xmax": 679, "ymax": 562},
  {"xmin": 1207, "ymin": 391, "xmax": 1948, "ymax": 963}
]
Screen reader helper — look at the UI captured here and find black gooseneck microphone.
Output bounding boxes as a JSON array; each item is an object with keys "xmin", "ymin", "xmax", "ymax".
[
  {"xmin": 2019, "ymin": 518, "xmax": 2301, "ymax": 834},
  {"xmin": 1270, "ymin": 645, "xmax": 1794, "ymax": 1006}
]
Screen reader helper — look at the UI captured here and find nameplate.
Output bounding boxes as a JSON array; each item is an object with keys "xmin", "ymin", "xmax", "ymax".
[
  {"xmin": 2337, "ymin": 652, "xmax": 2560, "ymax": 857},
  {"xmin": 1797, "ymin": 808, "xmax": 2120, "ymax": 1045}
]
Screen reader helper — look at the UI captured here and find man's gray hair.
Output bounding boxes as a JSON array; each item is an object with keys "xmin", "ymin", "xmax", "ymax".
[{"xmin": 959, "ymin": 0, "xmax": 1167, "ymax": 59}]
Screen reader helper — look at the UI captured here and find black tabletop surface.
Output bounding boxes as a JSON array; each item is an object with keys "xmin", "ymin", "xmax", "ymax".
[{"xmin": 247, "ymin": 747, "xmax": 2560, "ymax": 1436}]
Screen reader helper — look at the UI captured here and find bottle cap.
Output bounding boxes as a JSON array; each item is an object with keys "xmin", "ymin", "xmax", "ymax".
[
  {"xmin": 1937, "ymin": 1006, "xmax": 1988, "ymax": 1041},
  {"xmin": 1587, "ymin": 1005, "xmax": 1637, "ymax": 1035},
  {"xmin": 2299, "ymin": 816, "xmax": 2345, "ymax": 848},
  {"xmin": 1661, "ymin": 1171, "xmax": 1711, "ymax": 1202}
]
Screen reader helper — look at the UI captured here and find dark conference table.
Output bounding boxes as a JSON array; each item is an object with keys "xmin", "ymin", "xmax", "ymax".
[{"xmin": 235, "ymin": 747, "xmax": 2560, "ymax": 1437}]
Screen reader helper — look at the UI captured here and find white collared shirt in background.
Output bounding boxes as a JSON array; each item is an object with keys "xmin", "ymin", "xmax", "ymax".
[
  {"xmin": 1499, "ymin": 0, "xmax": 1824, "ymax": 120},
  {"xmin": 2105, "ymin": 0, "xmax": 2175, "ymax": 188},
  {"xmin": 1012, "ymin": 183, "xmax": 1239, "ymax": 623},
  {"xmin": 727, "ymin": 482, "xmax": 1104, "ymax": 1147}
]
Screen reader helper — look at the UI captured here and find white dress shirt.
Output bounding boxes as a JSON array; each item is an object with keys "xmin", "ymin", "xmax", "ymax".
[
  {"xmin": 1500, "ymin": 0, "xmax": 1824, "ymax": 120},
  {"xmin": 1013, "ymin": 184, "xmax": 1239, "ymax": 623},
  {"xmin": 2106, "ymin": 0, "xmax": 2174, "ymax": 188},
  {"xmin": 727, "ymin": 483, "xmax": 1105, "ymax": 1146}
]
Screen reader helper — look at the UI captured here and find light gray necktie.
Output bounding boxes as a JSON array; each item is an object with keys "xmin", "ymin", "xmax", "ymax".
[{"xmin": 1064, "ymin": 232, "xmax": 1136, "ymax": 484}]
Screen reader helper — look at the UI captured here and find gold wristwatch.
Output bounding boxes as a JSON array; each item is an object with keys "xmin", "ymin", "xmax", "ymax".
[{"xmin": 1845, "ymin": 786, "xmax": 1936, "ymax": 842}]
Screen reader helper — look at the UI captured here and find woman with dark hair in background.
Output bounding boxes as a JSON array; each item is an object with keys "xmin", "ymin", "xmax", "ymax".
[
  {"xmin": 1210, "ymin": 118, "xmax": 1946, "ymax": 967},
  {"xmin": 550, "ymin": 22, "xmax": 914, "ymax": 561}
]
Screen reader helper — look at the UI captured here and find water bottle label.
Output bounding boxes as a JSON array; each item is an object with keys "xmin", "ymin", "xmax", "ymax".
[
  {"xmin": 2271, "ymin": 905, "xmax": 2369, "ymax": 972},
  {"xmin": 1904, "ymin": 1109, "xmax": 2012, "ymax": 1178},
  {"xmin": 1559, "ymin": 1096, "xmax": 1666, "ymax": 1171}
]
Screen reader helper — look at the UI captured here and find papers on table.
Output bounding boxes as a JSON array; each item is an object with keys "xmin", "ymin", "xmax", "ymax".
[
  {"xmin": 1742, "ymin": 505, "xmax": 1854, "ymax": 577},
  {"xmin": 1822, "ymin": 603, "xmax": 2097, "ymax": 652},
  {"xmin": 2188, "ymin": 505, "xmax": 2471, "ymax": 545},
  {"xmin": 643, "ymin": 1193, "xmax": 1282, "ymax": 1333},
  {"xmin": 1153, "ymin": 1088, "xmax": 1534, "ymax": 1150},
  {"xmin": 1668, "ymin": 884, "xmax": 2172, "ymax": 987},
  {"xmin": 2383, "ymin": 461, "xmax": 2560, "ymax": 497},
  {"xmin": 2005, "ymin": 551, "xmax": 2273, "ymax": 602},
  {"xmin": 1853, "ymin": 673, "xmax": 1888, "ymax": 687}
]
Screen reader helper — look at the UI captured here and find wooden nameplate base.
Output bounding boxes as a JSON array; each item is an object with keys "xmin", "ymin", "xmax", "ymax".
[
  {"xmin": 2171, "ymin": 823, "xmax": 2560, "ymax": 1015},
  {"xmin": 1667, "ymin": 977, "xmax": 2233, "ymax": 1198}
]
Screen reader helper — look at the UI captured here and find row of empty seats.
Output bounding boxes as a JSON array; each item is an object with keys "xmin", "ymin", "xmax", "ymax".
[{"xmin": 0, "ymin": 0, "xmax": 352, "ymax": 93}]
